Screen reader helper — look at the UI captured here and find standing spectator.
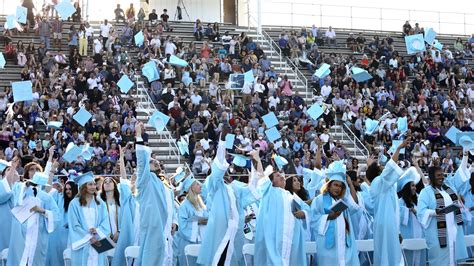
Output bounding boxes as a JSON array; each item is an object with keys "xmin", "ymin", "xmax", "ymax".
[
  {"xmin": 346, "ymin": 33, "xmax": 357, "ymax": 53},
  {"xmin": 137, "ymin": 8, "xmax": 146, "ymax": 25},
  {"xmin": 100, "ymin": 20, "xmax": 112, "ymax": 47},
  {"xmin": 78, "ymin": 24, "xmax": 87, "ymax": 56},
  {"xmin": 85, "ymin": 22, "xmax": 94, "ymax": 51},
  {"xmin": 71, "ymin": 2, "xmax": 81, "ymax": 22},
  {"xmin": 51, "ymin": 16, "xmax": 62, "ymax": 50},
  {"xmin": 22, "ymin": 0, "xmax": 35, "ymax": 28},
  {"xmin": 325, "ymin": 26, "xmax": 336, "ymax": 46},
  {"xmin": 114, "ymin": 4, "xmax": 126, "ymax": 23},
  {"xmin": 126, "ymin": 3, "xmax": 135, "ymax": 23},
  {"xmin": 68, "ymin": 25, "xmax": 78, "ymax": 53},
  {"xmin": 39, "ymin": 17, "xmax": 52, "ymax": 50}
]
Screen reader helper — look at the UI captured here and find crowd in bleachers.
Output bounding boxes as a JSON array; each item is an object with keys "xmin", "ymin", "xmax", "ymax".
[{"xmin": 2, "ymin": 1, "xmax": 474, "ymax": 265}]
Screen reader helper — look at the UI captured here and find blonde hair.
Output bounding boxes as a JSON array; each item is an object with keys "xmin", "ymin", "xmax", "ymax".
[
  {"xmin": 320, "ymin": 179, "xmax": 346, "ymax": 198},
  {"xmin": 187, "ymin": 185, "xmax": 206, "ymax": 211}
]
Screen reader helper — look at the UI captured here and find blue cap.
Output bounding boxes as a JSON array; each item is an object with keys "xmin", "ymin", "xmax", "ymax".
[
  {"xmin": 458, "ymin": 133, "xmax": 474, "ymax": 151},
  {"xmin": 225, "ymin": 134, "xmax": 236, "ymax": 149},
  {"xmin": 55, "ymin": 0, "xmax": 76, "ymax": 20},
  {"xmin": 15, "ymin": 6, "xmax": 27, "ymax": 24},
  {"xmin": 0, "ymin": 159, "xmax": 11, "ymax": 172},
  {"xmin": 326, "ymin": 160, "xmax": 347, "ymax": 183},
  {"xmin": 30, "ymin": 172, "xmax": 50, "ymax": 187},
  {"xmin": 273, "ymin": 154, "xmax": 288, "ymax": 170},
  {"xmin": 244, "ymin": 70, "xmax": 255, "ymax": 84},
  {"xmin": 28, "ymin": 140, "xmax": 37, "ymax": 150},
  {"xmin": 445, "ymin": 126, "xmax": 461, "ymax": 145},
  {"xmin": 314, "ymin": 63, "xmax": 331, "ymax": 79},
  {"xmin": 397, "ymin": 167, "xmax": 421, "ymax": 192},
  {"xmin": 142, "ymin": 61, "xmax": 160, "ymax": 82},
  {"xmin": 134, "ymin": 31, "xmax": 145, "ymax": 46},
  {"xmin": 117, "ymin": 75, "xmax": 134, "ymax": 93},
  {"xmin": 405, "ymin": 34, "xmax": 426, "ymax": 55},
  {"xmin": 265, "ymin": 126, "xmax": 281, "ymax": 143},
  {"xmin": 352, "ymin": 67, "xmax": 373, "ymax": 83},
  {"xmin": 230, "ymin": 153, "xmax": 249, "ymax": 167},
  {"xmin": 80, "ymin": 144, "xmax": 94, "ymax": 161},
  {"xmin": 75, "ymin": 172, "xmax": 94, "ymax": 188},
  {"xmin": 148, "ymin": 111, "xmax": 170, "ymax": 132},
  {"xmin": 433, "ymin": 40, "xmax": 443, "ymax": 50},
  {"xmin": 365, "ymin": 118, "xmax": 379, "ymax": 135},
  {"xmin": 172, "ymin": 166, "xmax": 187, "ymax": 183},
  {"xmin": 73, "ymin": 107, "xmax": 92, "ymax": 127},
  {"xmin": 262, "ymin": 112, "xmax": 279, "ymax": 128},
  {"xmin": 307, "ymin": 104, "xmax": 324, "ymax": 121},
  {"xmin": 169, "ymin": 55, "xmax": 189, "ymax": 67},
  {"xmin": 378, "ymin": 154, "xmax": 388, "ymax": 166},
  {"xmin": 47, "ymin": 121, "xmax": 62, "ymax": 129},
  {"xmin": 389, "ymin": 140, "xmax": 405, "ymax": 154},
  {"xmin": 12, "ymin": 80, "xmax": 33, "ymax": 102},
  {"xmin": 424, "ymin": 28, "xmax": 437, "ymax": 45},
  {"xmin": 0, "ymin": 52, "xmax": 6, "ymax": 69},
  {"xmin": 182, "ymin": 174, "xmax": 198, "ymax": 192},
  {"xmin": 397, "ymin": 117, "xmax": 408, "ymax": 134},
  {"xmin": 177, "ymin": 137, "xmax": 189, "ymax": 155}
]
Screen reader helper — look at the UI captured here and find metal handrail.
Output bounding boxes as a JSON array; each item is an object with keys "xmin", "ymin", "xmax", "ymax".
[
  {"xmin": 134, "ymin": 75, "xmax": 191, "ymax": 174},
  {"xmin": 247, "ymin": 14, "xmax": 311, "ymax": 102},
  {"xmin": 341, "ymin": 123, "xmax": 370, "ymax": 159}
]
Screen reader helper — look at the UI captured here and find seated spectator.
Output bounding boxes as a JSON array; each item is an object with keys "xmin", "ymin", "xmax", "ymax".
[
  {"xmin": 356, "ymin": 33, "xmax": 366, "ymax": 53},
  {"xmin": 346, "ymin": 33, "xmax": 357, "ymax": 53},
  {"xmin": 160, "ymin": 9, "xmax": 172, "ymax": 32},
  {"xmin": 324, "ymin": 26, "xmax": 336, "ymax": 46},
  {"xmin": 126, "ymin": 3, "xmax": 135, "ymax": 23},
  {"xmin": 278, "ymin": 33, "xmax": 290, "ymax": 56},
  {"xmin": 194, "ymin": 19, "xmax": 204, "ymax": 41},
  {"xmin": 402, "ymin": 20, "xmax": 412, "ymax": 36},
  {"xmin": 114, "ymin": 4, "xmax": 126, "ymax": 23}
]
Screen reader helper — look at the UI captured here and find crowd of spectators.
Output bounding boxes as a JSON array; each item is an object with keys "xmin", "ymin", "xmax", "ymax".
[
  {"xmin": 275, "ymin": 22, "xmax": 474, "ymax": 175},
  {"xmin": 1, "ymin": 2, "xmax": 474, "ymax": 182}
]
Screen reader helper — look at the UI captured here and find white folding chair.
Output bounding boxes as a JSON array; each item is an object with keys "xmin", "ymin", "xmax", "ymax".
[
  {"xmin": 305, "ymin": 241, "xmax": 317, "ymax": 266},
  {"xmin": 106, "ymin": 248, "xmax": 115, "ymax": 265},
  {"xmin": 465, "ymin": 235, "xmax": 474, "ymax": 255},
  {"xmin": 124, "ymin": 246, "xmax": 140, "ymax": 266},
  {"xmin": 63, "ymin": 248, "xmax": 71, "ymax": 266},
  {"xmin": 184, "ymin": 244, "xmax": 201, "ymax": 266},
  {"xmin": 1, "ymin": 248, "xmax": 8, "ymax": 266},
  {"xmin": 401, "ymin": 238, "xmax": 428, "ymax": 264},
  {"xmin": 242, "ymin": 244, "xmax": 255, "ymax": 266},
  {"xmin": 356, "ymin": 239, "xmax": 374, "ymax": 266}
]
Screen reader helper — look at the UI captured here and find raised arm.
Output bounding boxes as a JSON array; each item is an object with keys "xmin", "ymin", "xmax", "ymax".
[
  {"xmin": 314, "ymin": 137, "xmax": 322, "ymax": 170},
  {"xmin": 412, "ymin": 157, "xmax": 429, "ymax": 186},
  {"xmin": 45, "ymin": 145, "xmax": 57, "ymax": 193},
  {"xmin": 119, "ymin": 145, "xmax": 127, "ymax": 181}
]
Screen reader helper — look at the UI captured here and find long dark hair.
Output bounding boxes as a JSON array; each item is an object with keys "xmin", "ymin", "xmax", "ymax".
[
  {"xmin": 100, "ymin": 178, "xmax": 121, "ymax": 207},
  {"xmin": 285, "ymin": 176, "xmax": 309, "ymax": 201},
  {"xmin": 470, "ymin": 173, "xmax": 474, "ymax": 195},
  {"xmin": 397, "ymin": 182, "xmax": 418, "ymax": 208},
  {"xmin": 64, "ymin": 181, "xmax": 78, "ymax": 212}
]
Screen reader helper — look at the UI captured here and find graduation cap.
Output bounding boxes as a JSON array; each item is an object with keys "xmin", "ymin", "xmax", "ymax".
[
  {"xmin": 307, "ymin": 104, "xmax": 324, "ymax": 120},
  {"xmin": 230, "ymin": 153, "xmax": 249, "ymax": 167},
  {"xmin": 15, "ymin": 6, "xmax": 27, "ymax": 24},
  {"xmin": 0, "ymin": 159, "xmax": 11, "ymax": 172},
  {"xmin": 314, "ymin": 63, "xmax": 331, "ymax": 79},
  {"xmin": 168, "ymin": 55, "xmax": 188, "ymax": 67},
  {"xmin": 134, "ymin": 31, "xmax": 145, "ymax": 46},
  {"xmin": 397, "ymin": 167, "xmax": 421, "ymax": 192},
  {"xmin": 73, "ymin": 107, "xmax": 92, "ymax": 127},
  {"xmin": 80, "ymin": 144, "xmax": 94, "ymax": 161},
  {"xmin": 0, "ymin": 52, "xmax": 6, "ymax": 69},
  {"xmin": 244, "ymin": 70, "xmax": 255, "ymax": 84},
  {"xmin": 225, "ymin": 134, "xmax": 235, "ymax": 149},
  {"xmin": 457, "ymin": 132, "xmax": 474, "ymax": 151},
  {"xmin": 62, "ymin": 142, "xmax": 83, "ymax": 163},
  {"xmin": 351, "ymin": 67, "xmax": 373, "ymax": 83},
  {"xmin": 148, "ymin": 110, "xmax": 170, "ymax": 132},
  {"xmin": 389, "ymin": 139, "xmax": 405, "ymax": 154},
  {"xmin": 262, "ymin": 112, "xmax": 279, "ymax": 128},
  {"xmin": 265, "ymin": 126, "xmax": 281, "ymax": 143},
  {"xmin": 28, "ymin": 140, "xmax": 36, "ymax": 150},
  {"xmin": 432, "ymin": 40, "xmax": 443, "ymax": 50},
  {"xmin": 405, "ymin": 34, "xmax": 426, "ymax": 55},
  {"xmin": 273, "ymin": 154, "xmax": 288, "ymax": 170},
  {"xmin": 326, "ymin": 160, "xmax": 347, "ymax": 183},
  {"xmin": 303, "ymin": 167, "xmax": 325, "ymax": 184},
  {"xmin": 397, "ymin": 117, "xmax": 408, "ymax": 135},
  {"xmin": 424, "ymin": 28, "xmax": 437, "ymax": 45},
  {"xmin": 142, "ymin": 61, "xmax": 160, "ymax": 82},
  {"xmin": 12, "ymin": 80, "xmax": 33, "ymax": 102},
  {"xmin": 117, "ymin": 75, "xmax": 134, "ymax": 93},
  {"xmin": 378, "ymin": 154, "xmax": 388, "ymax": 166},
  {"xmin": 177, "ymin": 137, "xmax": 189, "ymax": 155},
  {"xmin": 29, "ymin": 172, "xmax": 50, "ymax": 187},
  {"xmin": 445, "ymin": 126, "xmax": 461, "ymax": 145},
  {"xmin": 181, "ymin": 174, "xmax": 199, "ymax": 192},
  {"xmin": 171, "ymin": 166, "xmax": 187, "ymax": 183},
  {"xmin": 55, "ymin": 0, "xmax": 76, "ymax": 20},
  {"xmin": 5, "ymin": 15, "xmax": 17, "ymax": 30},
  {"xmin": 365, "ymin": 118, "xmax": 379, "ymax": 135},
  {"xmin": 75, "ymin": 172, "xmax": 94, "ymax": 187},
  {"xmin": 47, "ymin": 121, "xmax": 62, "ymax": 129}
]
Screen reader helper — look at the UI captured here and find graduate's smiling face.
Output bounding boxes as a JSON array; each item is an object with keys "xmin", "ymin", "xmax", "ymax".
[
  {"xmin": 410, "ymin": 182, "xmax": 417, "ymax": 196},
  {"xmin": 65, "ymin": 183, "xmax": 74, "ymax": 198},
  {"xmin": 271, "ymin": 172, "xmax": 285, "ymax": 189},
  {"xmin": 433, "ymin": 169, "xmax": 445, "ymax": 188},
  {"xmin": 86, "ymin": 182, "xmax": 97, "ymax": 195},
  {"xmin": 291, "ymin": 176, "xmax": 301, "ymax": 192},
  {"xmin": 328, "ymin": 181, "xmax": 345, "ymax": 199}
]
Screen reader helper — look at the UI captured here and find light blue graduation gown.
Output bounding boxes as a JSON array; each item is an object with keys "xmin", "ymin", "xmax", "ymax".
[
  {"xmin": 349, "ymin": 191, "xmax": 373, "ymax": 241},
  {"xmin": 46, "ymin": 189, "xmax": 68, "ymax": 266},
  {"xmin": 175, "ymin": 199, "xmax": 208, "ymax": 266},
  {"xmin": 302, "ymin": 168, "xmax": 325, "ymax": 198},
  {"xmin": 254, "ymin": 177, "xmax": 307, "ymax": 266},
  {"xmin": 311, "ymin": 193, "xmax": 360, "ymax": 266},
  {"xmin": 110, "ymin": 182, "xmax": 136, "ymax": 266},
  {"xmin": 463, "ymin": 190, "xmax": 474, "ymax": 235},
  {"xmin": 417, "ymin": 185, "xmax": 468, "ymax": 265},
  {"xmin": 197, "ymin": 140, "xmax": 260, "ymax": 266},
  {"xmin": 135, "ymin": 145, "xmax": 176, "ymax": 266},
  {"xmin": 6, "ymin": 182, "xmax": 60, "ymax": 266},
  {"xmin": 398, "ymin": 198, "xmax": 426, "ymax": 266},
  {"xmin": 0, "ymin": 178, "xmax": 13, "ymax": 251},
  {"xmin": 67, "ymin": 197, "xmax": 111, "ymax": 266},
  {"xmin": 369, "ymin": 159, "xmax": 404, "ymax": 266}
]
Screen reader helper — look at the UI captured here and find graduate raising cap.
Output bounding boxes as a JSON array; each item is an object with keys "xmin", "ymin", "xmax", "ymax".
[{"xmin": 320, "ymin": 160, "xmax": 348, "ymax": 196}]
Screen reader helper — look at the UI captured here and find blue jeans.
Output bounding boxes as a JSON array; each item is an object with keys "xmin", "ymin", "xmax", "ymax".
[{"xmin": 40, "ymin": 36, "xmax": 50, "ymax": 49}]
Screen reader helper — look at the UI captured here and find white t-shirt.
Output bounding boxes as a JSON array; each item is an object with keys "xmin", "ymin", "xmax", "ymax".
[
  {"xmin": 325, "ymin": 30, "xmax": 336, "ymax": 39},
  {"xmin": 87, "ymin": 77, "xmax": 98, "ymax": 90},
  {"xmin": 164, "ymin": 42, "xmax": 177, "ymax": 55},
  {"xmin": 85, "ymin": 26, "xmax": 94, "ymax": 38},
  {"xmin": 321, "ymin": 85, "xmax": 332, "ymax": 98},
  {"xmin": 190, "ymin": 94, "xmax": 202, "ymax": 105},
  {"xmin": 150, "ymin": 38, "xmax": 161, "ymax": 49},
  {"xmin": 93, "ymin": 39, "xmax": 103, "ymax": 54},
  {"xmin": 100, "ymin": 23, "xmax": 112, "ymax": 38},
  {"xmin": 268, "ymin": 96, "xmax": 280, "ymax": 109}
]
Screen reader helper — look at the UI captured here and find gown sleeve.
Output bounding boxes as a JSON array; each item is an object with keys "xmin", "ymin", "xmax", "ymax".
[
  {"xmin": 43, "ymin": 192, "xmax": 61, "ymax": 233},
  {"xmin": 416, "ymin": 188, "xmax": 436, "ymax": 229},
  {"xmin": 135, "ymin": 144, "xmax": 153, "ymax": 191},
  {"xmin": 311, "ymin": 195, "xmax": 330, "ymax": 235},
  {"xmin": 0, "ymin": 178, "xmax": 13, "ymax": 204},
  {"xmin": 370, "ymin": 159, "xmax": 404, "ymax": 197},
  {"xmin": 399, "ymin": 199, "xmax": 410, "ymax": 226},
  {"xmin": 68, "ymin": 200, "xmax": 94, "ymax": 250},
  {"xmin": 205, "ymin": 140, "xmax": 229, "ymax": 196}
]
